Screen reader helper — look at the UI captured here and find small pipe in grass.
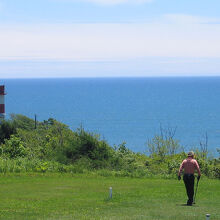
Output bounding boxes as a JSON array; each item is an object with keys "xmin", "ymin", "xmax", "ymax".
[
  {"xmin": 206, "ymin": 214, "xmax": 210, "ymax": 220},
  {"xmin": 109, "ymin": 187, "xmax": 112, "ymax": 199}
]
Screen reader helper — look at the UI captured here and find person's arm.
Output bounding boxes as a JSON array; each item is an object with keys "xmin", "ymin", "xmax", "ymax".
[
  {"xmin": 194, "ymin": 160, "xmax": 201, "ymax": 176},
  {"xmin": 178, "ymin": 160, "xmax": 185, "ymax": 177}
]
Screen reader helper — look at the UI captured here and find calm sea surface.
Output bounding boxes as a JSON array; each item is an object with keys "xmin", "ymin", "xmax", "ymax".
[{"xmin": 1, "ymin": 77, "xmax": 220, "ymax": 155}]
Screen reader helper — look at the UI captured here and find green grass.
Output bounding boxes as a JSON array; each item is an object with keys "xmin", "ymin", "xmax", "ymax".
[{"xmin": 0, "ymin": 173, "xmax": 219, "ymax": 220}]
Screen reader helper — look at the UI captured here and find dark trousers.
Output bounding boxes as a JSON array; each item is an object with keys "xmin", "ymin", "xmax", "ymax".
[{"xmin": 183, "ymin": 174, "xmax": 195, "ymax": 204}]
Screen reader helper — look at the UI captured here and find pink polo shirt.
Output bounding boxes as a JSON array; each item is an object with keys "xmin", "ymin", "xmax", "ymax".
[{"xmin": 178, "ymin": 157, "xmax": 201, "ymax": 176}]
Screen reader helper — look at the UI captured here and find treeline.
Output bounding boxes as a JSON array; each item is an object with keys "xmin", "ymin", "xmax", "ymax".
[{"xmin": 0, "ymin": 114, "xmax": 219, "ymax": 178}]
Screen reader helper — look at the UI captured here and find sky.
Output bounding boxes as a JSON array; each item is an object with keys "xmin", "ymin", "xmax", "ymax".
[{"xmin": 0, "ymin": 0, "xmax": 220, "ymax": 78}]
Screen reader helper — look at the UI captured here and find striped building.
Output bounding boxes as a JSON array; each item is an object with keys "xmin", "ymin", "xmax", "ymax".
[{"xmin": 0, "ymin": 85, "xmax": 6, "ymax": 119}]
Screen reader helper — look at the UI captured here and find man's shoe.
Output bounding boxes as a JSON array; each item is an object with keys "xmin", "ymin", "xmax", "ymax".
[{"xmin": 187, "ymin": 200, "xmax": 193, "ymax": 206}]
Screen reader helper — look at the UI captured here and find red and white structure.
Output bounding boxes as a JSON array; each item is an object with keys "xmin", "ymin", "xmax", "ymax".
[{"xmin": 0, "ymin": 85, "xmax": 6, "ymax": 118}]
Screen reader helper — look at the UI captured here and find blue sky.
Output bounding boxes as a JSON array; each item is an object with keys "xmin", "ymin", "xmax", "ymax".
[{"xmin": 0, "ymin": 0, "xmax": 220, "ymax": 78}]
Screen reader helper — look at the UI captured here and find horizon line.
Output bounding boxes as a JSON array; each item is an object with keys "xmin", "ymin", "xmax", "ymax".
[{"xmin": 1, "ymin": 75, "xmax": 220, "ymax": 80}]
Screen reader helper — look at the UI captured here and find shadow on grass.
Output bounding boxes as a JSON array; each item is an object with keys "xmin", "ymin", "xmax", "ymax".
[{"xmin": 176, "ymin": 204, "xmax": 198, "ymax": 207}]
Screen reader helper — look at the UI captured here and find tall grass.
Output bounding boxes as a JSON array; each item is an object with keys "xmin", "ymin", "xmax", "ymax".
[{"xmin": 0, "ymin": 157, "xmax": 197, "ymax": 180}]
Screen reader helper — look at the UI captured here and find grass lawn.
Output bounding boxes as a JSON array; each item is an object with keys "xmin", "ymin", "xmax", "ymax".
[{"xmin": 0, "ymin": 173, "xmax": 219, "ymax": 220}]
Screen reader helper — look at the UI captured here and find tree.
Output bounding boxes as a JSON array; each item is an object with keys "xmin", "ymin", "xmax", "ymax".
[
  {"xmin": 147, "ymin": 125, "xmax": 181, "ymax": 160},
  {"xmin": 199, "ymin": 132, "xmax": 209, "ymax": 159},
  {"xmin": 10, "ymin": 114, "xmax": 35, "ymax": 130}
]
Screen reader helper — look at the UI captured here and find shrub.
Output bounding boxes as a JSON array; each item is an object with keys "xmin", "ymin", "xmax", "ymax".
[
  {"xmin": 0, "ymin": 120, "xmax": 17, "ymax": 144},
  {"xmin": 0, "ymin": 135, "xmax": 27, "ymax": 159},
  {"xmin": 213, "ymin": 164, "xmax": 220, "ymax": 179}
]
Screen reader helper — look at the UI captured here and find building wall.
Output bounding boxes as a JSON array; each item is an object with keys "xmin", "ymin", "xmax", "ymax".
[{"xmin": 0, "ymin": 95, "xmax": 4, "ymax": 104}]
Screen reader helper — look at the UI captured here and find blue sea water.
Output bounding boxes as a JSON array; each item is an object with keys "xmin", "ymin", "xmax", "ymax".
[{"xmin": 1, "ymin": 77, "xmax": 220, "ymax": 155}]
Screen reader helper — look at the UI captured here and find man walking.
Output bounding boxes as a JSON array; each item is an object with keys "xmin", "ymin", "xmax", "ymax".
[{"xmin": 178, "ymin": 151, "xmax": 201, "ymax": 206}]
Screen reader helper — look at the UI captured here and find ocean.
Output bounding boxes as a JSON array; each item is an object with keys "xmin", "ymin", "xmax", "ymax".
[{"xmin": 1, "ymin": 77, "xmax": 220, "ymax": 156}]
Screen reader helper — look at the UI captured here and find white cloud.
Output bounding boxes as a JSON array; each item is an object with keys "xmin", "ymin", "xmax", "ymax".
[
  {"xmin": 0, "ymin": 19, "xmax": 220, "ymax": 62},
  {"xmin": 1, "ymin": 13, "xmax": 220, "ymax": 78}
]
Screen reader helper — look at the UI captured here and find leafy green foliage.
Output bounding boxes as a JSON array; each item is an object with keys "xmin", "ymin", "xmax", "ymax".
[
  {"xmin": 0, "ymin": 114, "xmax": 219, "ymax": 178},
  {"xmin": 0, "ymin": 120, "xmax": 17, "ymax": 144},
  {"xmin": 147, "ymin": 126, "xmax": 181, "ymax": 161},
  {"xmin": 0, "ymin": 135, "xmax": 27, "ymax": 158},
  {"xmin": 10, "ymin": 114, "xmax": 36, "ymax": 130}
]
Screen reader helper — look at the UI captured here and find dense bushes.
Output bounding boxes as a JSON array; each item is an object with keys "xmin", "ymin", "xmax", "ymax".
[
  {"xmin": 0, "ymin": 114, "xmax": 219, "ymax": 178},
  {"xmin": 0, "ymin": 120, "xmax": 16, "ymax": 144},
  {"xmin": 1, "ymin": 135, "xmax": 27, "ymax": 158}
]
